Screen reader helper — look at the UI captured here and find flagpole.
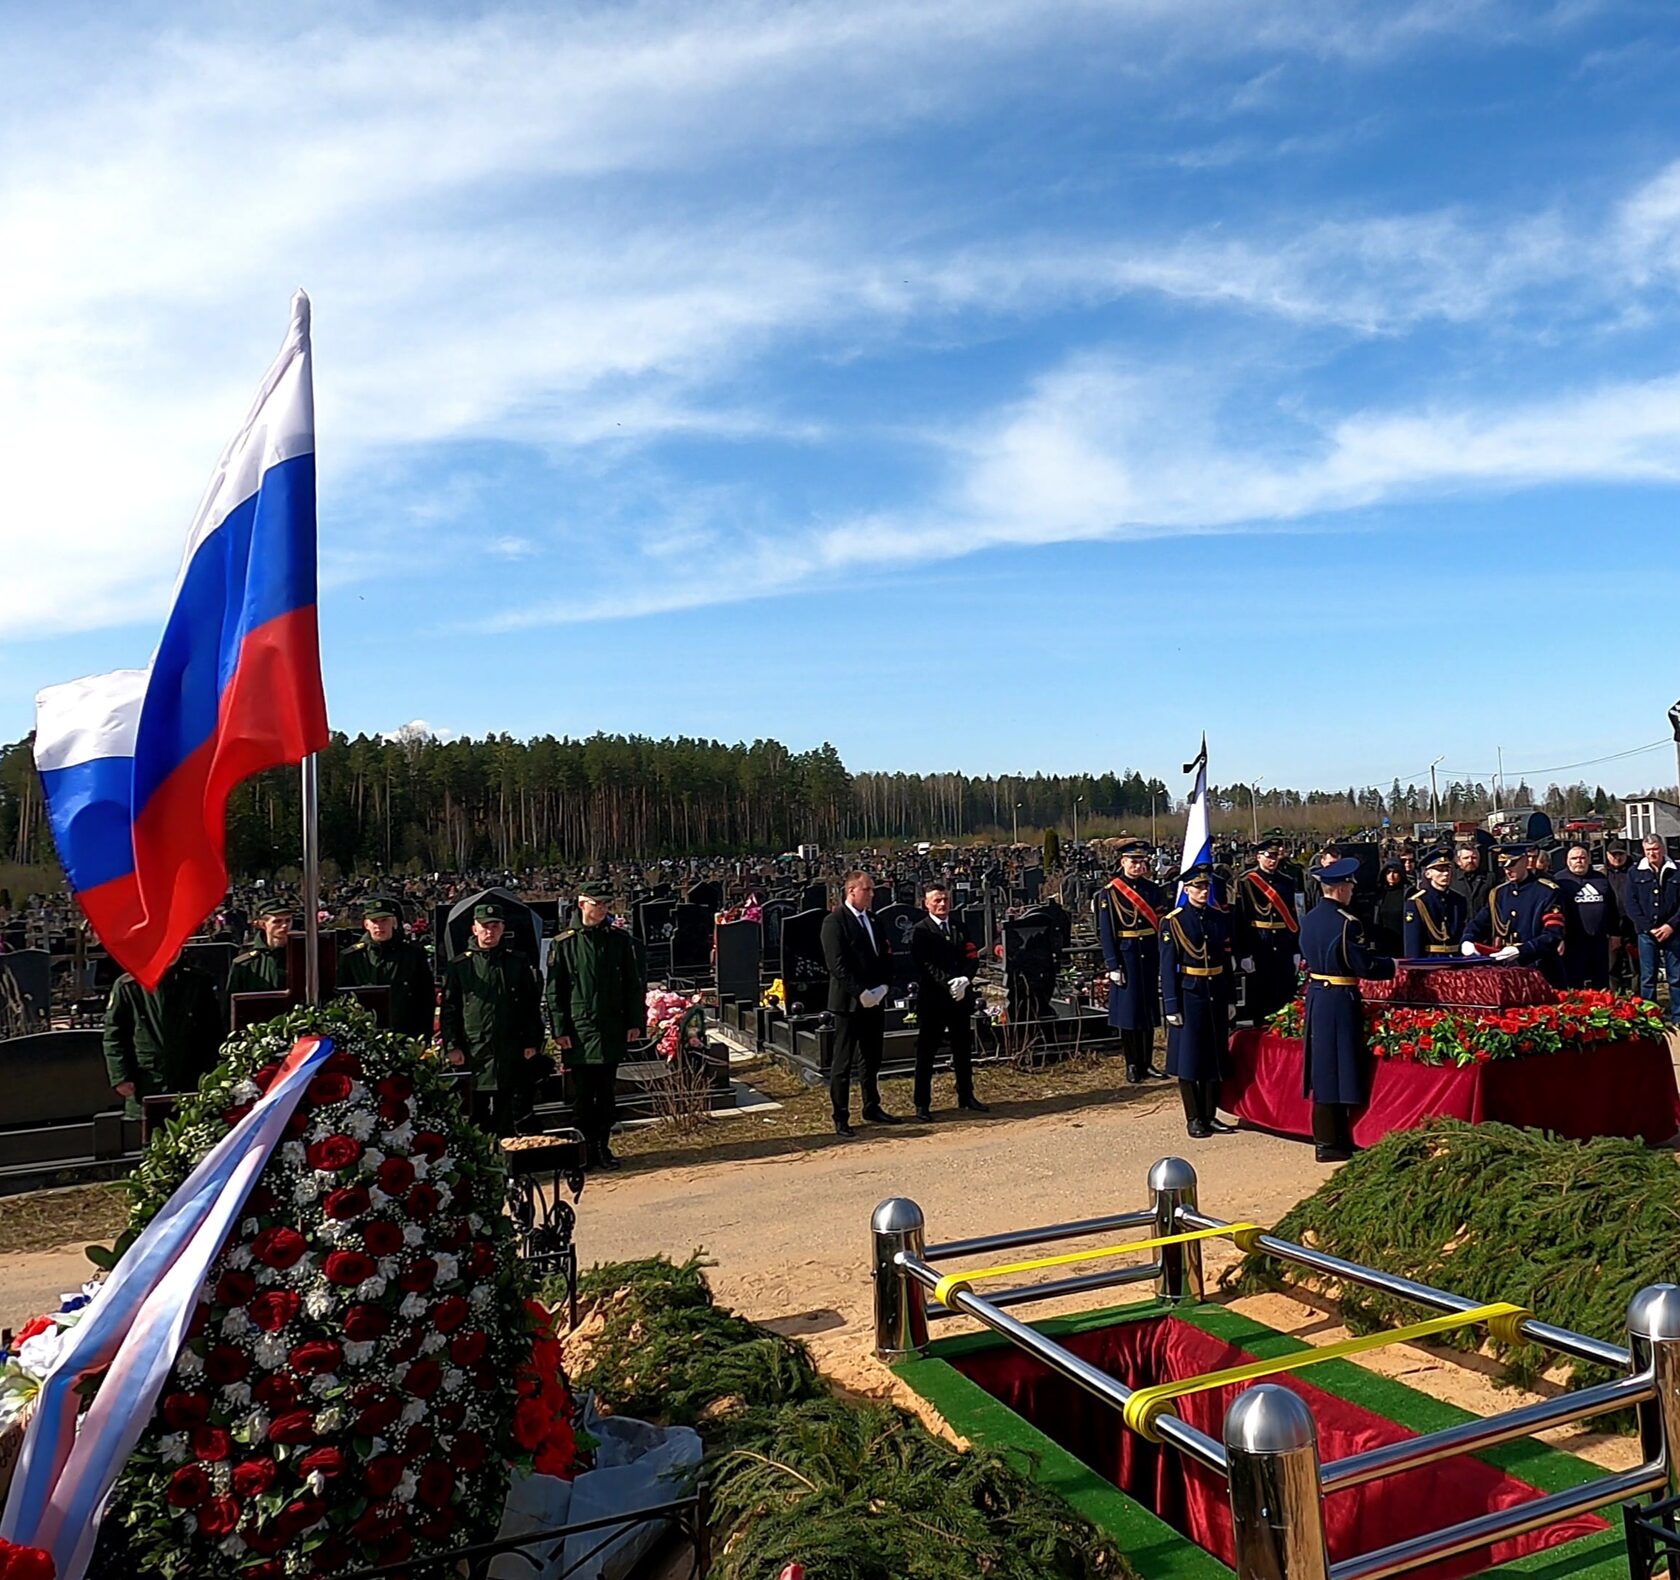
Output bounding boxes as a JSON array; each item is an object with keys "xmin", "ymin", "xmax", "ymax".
[{"xmin": 301, "ymin": 755, "xmax": 321, "ymax": 1005}]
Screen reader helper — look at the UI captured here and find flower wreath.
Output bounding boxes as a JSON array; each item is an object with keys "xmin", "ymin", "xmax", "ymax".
[{"xmin": 95, "ymin": 1001, "xmax": 553, "ymax": 1577}]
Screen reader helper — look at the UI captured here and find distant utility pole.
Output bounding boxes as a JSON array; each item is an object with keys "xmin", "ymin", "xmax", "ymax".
[
  {"xmin": 1429, "ymin": 754, "xmax": 1446, "ymax": 824},
  {"xmin": 1247, "ymin": 778, "xmax": 1264, "ymax": 842},
  {"xmin": 1494, "ymin": 746, "xmax": 1504, "ymax": 816}
]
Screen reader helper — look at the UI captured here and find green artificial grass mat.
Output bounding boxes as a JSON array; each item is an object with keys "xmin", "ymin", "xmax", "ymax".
[{"xmin": 897, "ymin": 1300, "xmax": 1634, "ymax": 1580}]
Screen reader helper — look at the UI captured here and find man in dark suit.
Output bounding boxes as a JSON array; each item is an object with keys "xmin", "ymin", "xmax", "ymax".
[
  {"xmin": 820, "ymin": 869, "xmax": 900, "ymax": 1137},
  {"xmin": 909, "ymin": 883, "xmax": 989, "ymax": 1121}
]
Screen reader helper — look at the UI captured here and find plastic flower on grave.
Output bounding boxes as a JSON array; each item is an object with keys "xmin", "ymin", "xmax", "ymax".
[
  {"xmin": 0, "ymin": 1538, "xmax": 57, "ymax": 1579},
  {"xmin": 0, "ymin": 1280, "xmax": 103, "ymax": 1430},
  {"xmin": 93, "ymin": 1001, "xmax": 533, "ymax": 1579}
]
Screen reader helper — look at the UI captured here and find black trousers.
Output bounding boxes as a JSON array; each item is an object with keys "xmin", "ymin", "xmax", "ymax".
[
  {"xmin": 1312, "ymin": 1102, "xmax": 1354, "ymax": 1153},
  {"xmin": 572, "ymin": 1065, "xmax": 618, "ymax": 1151},
  {"xmin": 914, "ymin": 1003, "xmax": 975, "ymax": 1111},
  {"xmin": 831, "ymin": 1008, "xmax": 885, "ymax": 1121},
  {"xmin": 1178, "ymin": 1080, "xmax": 1220, "ymax": 1127},
  {"xmin": 1120, "ymin": 1027, "xmax": 1154, "ymax": 1079}
]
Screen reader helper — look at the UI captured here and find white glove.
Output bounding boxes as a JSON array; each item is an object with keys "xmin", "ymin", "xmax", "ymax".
[
  {"xmin": 1227, "ymin": 1004, "xmax": 1237, "ymax": 1022},
  {"xmin": 948, "ymin": 976, "xmax": 970, "ymax": 1001},
  {"xmin": 1239, "ymin": 956, "xmax": 1256, "ymax": 974},
  {"xmin": 1492, "ymin": 946, "xmax": 1521, "ymax": 963},
  {"xmin": 1166, "ymin": 1013, "xmax": 1184, "ymax": 1027},
  {"xmin": 860, "ymin": 985, "xmax": 887, "ymax": 1009},
  {"xmin": 1108, "ymin": 970, "xmax": 1124, "ymax": 984},
  {"xmin": 1460, "ymin": 941, "xmax": 1479, "ymax": 957}
]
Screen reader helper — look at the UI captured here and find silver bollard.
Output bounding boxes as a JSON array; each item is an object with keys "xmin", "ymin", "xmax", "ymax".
[
  {"xmin": 1627, "ymin": 1284, "xmax": 1680, "ymax": 1493},
  {"xmin": 1150, "ymin": 1156, "xmax": 1203, "ymax": 1304},
  {"xmin": 872, "ymin": 1196, "xmax": 929, "ymax": 1359},
  {"xmin": 1225, "ymin": 1384, "xmax": 1332, "ymax": 1580}
]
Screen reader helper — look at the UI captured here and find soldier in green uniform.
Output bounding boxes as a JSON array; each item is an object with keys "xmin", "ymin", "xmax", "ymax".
[
  {"xmin": 546, "ymin": 883, "xmax": 645, "ymax": 1169},
  {"xmin": 102, "ymin": 952, "xmax": 224, "ymax": 1119},
  {"xmin": 225, "ymin": 898, "xmax": 293, "ymax": 1023},
  {"xmin": 441, "ymin": 899, "xmax": 545, "ymax": 1136},
  {"xmin": 337, "ymin": 896, "xmax": 435, "ymax": 1041}
]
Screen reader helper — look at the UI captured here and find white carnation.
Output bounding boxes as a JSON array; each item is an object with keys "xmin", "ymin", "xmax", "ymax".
[
  {"xmin": 346, "ymin": 1079, "xmax": 368, "ymax": 1105},
  {"xmin": 240, "ymin": 1217, "xmax": 260, "ymax": 1238},
  {"xmin": 175, "ymin": 1347, "xmax": 205, "ymax": 1378},
  {"xmin": 281, "ymin": 1141, "xmax": 307, "ymax": 1170},
  {"xmin": 306, "ymin": 1468, "xmax": 327, "ymax": 1496},
  {"xmin": 220, "ymin": 1308, "xmax": 252, "ymax": 1338},
  {"xmin": 209, "ymin": 1460, "xmax": 231, "ymax": 1492},
  {"xmin": 394, "ymin": 1468, "xmax": 418, "ymax": 1504},
  {"xmin": 399, "ymin": 1292, "xmax": 428, "ymax": 1322},
  {"xmin": 400, "ymin": 1398, "xmax": 426, "ymax": 1426},
  {"xmin": 432, "ymin": 1252, "xmax": 459, "ymax": 1285},
  {"xmin": 435, "ymin": 1184, "xmax": 453, "ymax": 1209},
  {"xmin": 345, "ymin": 1109, "xmax": 376, "ymax": 1141},
  {"xmin": 224, "ymin": 1245, "xmax": 253, "ymax": 1271},
  {"xmin": 240, "ymin": 1407, "xmax": 270, "ymax": 1440},
  {"xmin": 222, "ymin": 1381, "xmax": 252, "ymax": 1409},
  {"xmin": 254, "ymin": 1264, "xmax": 280, "ymax": 1286},
  {"xmin": 159, "ymin": 1432, "xmax": 189, "ymax": 1464},
  {"xmin": 384, "ymin": 1120, "xmax": 415, "ymax": 1151},
  {"xmin": 410, "ymin": 1155, "xmax": 430, "ymax": 1180},
  {"xmin": 304, "ymin": 1285, "xmax": 335, "ymax": 1320},
  {"xmin": 231, "ymin": 1080, "xmax": 261, "ymax": 1104},
  {"xmin": 317, "ymin": 1218, "xmax": 351, "ymax": 1245},
  {"xmin": 469, "ymin": 1284, "xmax": 494, "ymax": 1309},
  {"xmin": 355, "ymin": 1274, "xmax": 388, "ymax": 1300},
  {"xmin": 343, "ymin": 1339, "xmax": 376, "ymax": 1366},
  {"xmin": 377, "ymin": 1256, "xmax": 400, "ymax": 1280},
  {"xmin": 419, "ymin": 1330, "xmax": 447, "ymax": 1355},
  {"xmin": 292, "ymin": 1175, "xmax": 323, "ymax": 1204},
  {"xmin": 369, "ymin": 1187, "xmax": 391, "ymax": 1210},
  {"xmin": 443, "ymin": 1369, "xmax": 466, "ymax": 1394},
  {"xmin": 253, "ymin": 1334, "xmax": 289, "ymax": 1369},
  {"xmin": 361, "ymin": 1147, "xmax": 386, "ymax": 1175},
  {"xmin": 313, "ymin": 1405, "xmax": 345, "ymax": 1434},
  {"xmin": 467, "ymin": 1214, "xmax": 483, "ymax": 1233},
  {"xmin": 403, "ymin": 1223, "xmax": 424, "ymax": 1247}
]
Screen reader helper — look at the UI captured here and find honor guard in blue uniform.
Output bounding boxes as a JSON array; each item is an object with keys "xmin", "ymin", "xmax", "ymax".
[
  {"xmin": 1098, "ymin": 840, "xmax": 1168, "ymax": 1083},
  {"xmin": 1159, "ymin": 864, "xmax": 1236, "ymax": 1140},
  {"xmin": 1233, "ymin": 838, "xmax": 1301, "ymax": 1023},
  {"xmin": 1300, "ymin": 856, "xmax": 1396, "ymax": 1163},
  {"xmin": 1460, "ymin": 843, "xmax": 1567, "ymax": 985},
  {"xmin": 1402, "ymin": 850, "xmax": 1468, "ymax": 959}
]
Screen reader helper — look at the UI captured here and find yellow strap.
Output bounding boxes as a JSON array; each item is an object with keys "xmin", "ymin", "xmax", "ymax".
[
  {"xmin": 1183, "ymin": 965, "xmax": 1224, "ymax": 977},
  {"xmin": 1121, "ymin": 1302, "xmax": 1532, "ymax": 1442},
  {"xmin": 932, "ymin": 1223, "xmax": 1264, "ymax": 1308},
  {"xmin": 1310, "ymin": 973, "xmax": 1359, "ymax": 986},
  {"xmin": 1117, "ymin": 927, "xmax": 1155, "ymax": 938}
]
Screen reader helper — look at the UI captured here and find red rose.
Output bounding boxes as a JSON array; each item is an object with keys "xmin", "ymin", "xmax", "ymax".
[
  {"xmin": 321, "ymin": 1050, "xmax": 361, "ymax": 1076},
  {"xmin": 364, "ymin": 1455, "xmax": 405, "ymax": 1498},
  {"xmin": 435, "ymin": 1400, "xmax": 467, "ymax": 1431},
  {"xmin": 266, "ymin": 1409, "xmax": 316, "ymax": 1445},
  {"xmin": 187, "ymin": 1301, "xmax": 211, "ymax": 1338},
  {"xmin": 403, "ymin": 1423, "xmax": 435, "ymax": 1457},
  {"xmin": 307, "ymin": 1071, "xmax": 353, "ymax": 1104},
  {"xmin": 205, "ymin": 1345, "xmax": 250, "ymax": 1385},
  {"xmin": 391, "ymin": 1327, "xmax": 424, "ymax": 1363},
  {"xmin": 283, "ymin": 1107, "xmax": 310, "ymax": 1138},
  {"xmin": 448, "ymin": 1330, "xmax": 487, "ymax": 1367},
  {"xmin": 221, "ymin": 1102, "xmax": 254, "ymax": 1126},
  {"xmin": 288, "ymin": 1339, "xmax": 343, "ymax": 1375},
  {"xmin": 198, "ymin": 1494, "xmax": 242, "ymax": 1537},
  {"xmin": 249, "ymin": 1289, "xmax": 301, "ymax": 1331},
  {"xmin": 252, "ymin": 1062, "xmax": 281, "ymax": 1091},
  {"xmin": 453, "ymin": 1430, "xmax": 488, "ymax": 1471},
  {"xmin": 298, "ymin": 1445, "xmax": 347, "ymax": 1479},
  {"xmin": 417, "ymin": 1460, "xmax": 456, "ymax": 1509},
  {"xmin": 513, "ymin": 1398, "xmax": 550, "ymax": 1450},
  {"xmin": 243, "ymin": 1523, "xmax": 287, "ymax": 1556},
  {"xmin": 166, "ymin": 1464, "xmax": 211, "ymax": 1508},
  {"xmin": 406, "ymin": 1183, "xmax": 443, "ymax": 1221},
  {"xmin": 379, "ymin": 1529, "xmax": 416, "ymax": 1565},
  {"xmin": 214, "ymin": 1269, "xmax": 257, "ymax": 1308},
  {"xmin": 453, "ymin": 1181, "xmax": 475, "ymax": 1209},
  {"xmin": 404, "ymin": 1356, "xmax": 444, "ymax": 1399},
  {"xmin": 251, "ymin": 1226, "xmax": 307, "ymax": 1270},
  {"xmin": 363, "ymin": 1219, "xmax": 404, "ymax": 1257},
  {"xmin": 398, "ymin": 1257, "xmax": 438, "ymax": 1293},
  {"xmin": 470, "ymin": 1241, "xmax": 497, "ymax": 1276},
  {"xmin": 412, "ymin": 1130, "xmax": 447, "ymax": 1160},
  {"xmin": 271, "ymin": 1493, "xmax": 327, "ymax": 1542},
  {"xmin": 376, "ymin": 1074, "xmax": 415, "ymax": 1102},
  {"xmin": 323, "ymin": 1185, "xmax": 371, "ymax": 1221},
  {"xmin": 437, "ymin": 1218, "xmax": 470, "ymax": 1250},
  {"xmin": 242, "ymin": 1562, "xmax": 285, "ymax": 1579},
  {"xmin": 416, "ymin": 1506, "xmax": 458, "ymax": 1540},
  {"xmin": 231, "ymin": 1457, "xmax": 279, "ymax": 1499},
  {"xmin": 354, "ymin": 1393, "xmax": 402, "ymax": 1435},
  {"xmin": 377, "ymin": 1096, "xmax": 409, "ymax": 1126},
  {"xmin": 254, "ymin": 1372, "xmax": 301, "ymax": 1409},
  {"xmin": 191, "ymin": 1425, "xmax": 231, "ymax": 1462},
  {"xmin": 161, "ymin": 1391, "xmax": 210, "ymax": 1430},
  {"xmin": 306, "ymin": 1135, "xmax": 362, "ymax": 1172},
  {"xmin": 344, "ymin": 1303, "xmax": 392, "ymax": 1341},
  {"xmin": 431, "ymin": 1295, "xmax": 469, "ymax": 1333},
  {"xmin": 375, "ymin": 1157, "xmax": 415, "ymax": 1195},
  {"xmin": 324, "ymin": 1250, "xmax": 377, "ymax": 1287}
]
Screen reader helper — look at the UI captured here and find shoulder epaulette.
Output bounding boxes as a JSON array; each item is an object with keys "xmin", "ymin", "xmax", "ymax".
[
  {"xmin": 1538, "ymin": 876, "xmax": 1559, "ymax": 889},
  {"xmin": 557, "ymin": 927, "xmax": 577, "ymax": 941},
  {"xmin": 232, "ymin": 949, "xmax": 257, "ymax": 964},
  {"xmin": 1165, "ymin": 906, "xmax": 1185, "ymax": 922},
  {"xmin": 350, "ymin": 938, "xmax": 369, "ymax": 952}
]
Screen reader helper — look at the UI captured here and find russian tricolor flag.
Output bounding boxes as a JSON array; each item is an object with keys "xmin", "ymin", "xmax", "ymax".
[{"xmin": 33, "ymin": 293, "xmax": 327, "ymax": 989}]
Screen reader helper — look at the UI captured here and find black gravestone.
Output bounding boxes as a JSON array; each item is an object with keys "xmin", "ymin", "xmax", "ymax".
[
  {"xmin": 800, "ymin": 882, "xmax": 828, "ymax": 914},
  {"xmin": 636, "ymin": 899, "xmax": 676, "ymax": 946},
  {"xmin": 1001, "ymin": 908, "xmax": 1063, "ymax": 1024},
  {"xmin": 779, "ymin": 909, "xmax": 829, "ymax": 1015},
  {"xmin": 686, "ymin": 881, "xmax": 723, "ymax": 912},
  {"xmin": 894, "ymin": 880, "xmax": 918, "ymax": 907},
  {"xmin": 0, "ymin": 949, "xmax": 51, "ymax": 1033},
  {"xmin": 715, "ymin": 920, "xmax": 761, "ymax": 1003},
  {"xmin": 1022, "ymin": 867, "xmax": 1044, "ymax": 903},
  {"xmin": 872, "ymin": 904, "xmax": 924, "ymax": 994},
  {"xmin": 181, "ymin": 941, "xmax": 235, "ymax": 1004},
  {"xmin": 527, "ymin": 899, "xmax": 562, "ymax": 937},
  {"xmin": 670, "ymin": 903, "xmax": 712, "ymax": 976},
  {"xmin": 760, "ymin": 899, "xmax": 795, "ymax": 961},
  {"xmin": 959, "ymin": 904, "xmax": 992, "ymax": 958}
]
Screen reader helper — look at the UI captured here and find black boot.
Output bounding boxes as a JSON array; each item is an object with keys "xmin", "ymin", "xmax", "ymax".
[
  {"xmin": 1180, "ymin": 1080, "xmax": 1209, "ymax": 1139},
  {"xmin": 1203, "ymin": 1082, "xmax": 1236, "ymax": 1133}
]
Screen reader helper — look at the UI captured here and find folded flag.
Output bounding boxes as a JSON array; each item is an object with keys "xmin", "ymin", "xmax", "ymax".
[{"xmin": 33, "ymin": 293, "xmax": 327, "ymax": 989}]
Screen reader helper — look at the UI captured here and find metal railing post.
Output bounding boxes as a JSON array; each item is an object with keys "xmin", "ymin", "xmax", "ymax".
[
  {"xmin": 1628, "ymin": 1284, "xmax": 1680, "ymax": 1495},
  {"xmin": 1150, "ymin": 1156, "xmax": 1203, "ymax": 1304},
  {"xmin": 1225, "ymin": 1384, "xmax": 1331, "ymax": 1580},
  {"xmin": 872, "ymin": 1197, "xmax": 928, "ymax": 1358}
]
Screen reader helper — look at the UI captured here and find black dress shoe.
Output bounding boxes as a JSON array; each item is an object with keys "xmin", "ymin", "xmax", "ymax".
[
  {"xmin": 834, "ymin": 1121, "xmax": 857, "ymax": 1139},
  {"xmin": 1147, "ymin": 1066, "xmax": 1171, "ymax": 1080},
  {"xmin": 863, "ymin": 1107, "xmax": 901, "ymax": 1125},
  {"xmin": 1126, "ymin": 1067, "xmax": 1146, "ymax": 1085},
  {"xmin": 598, "ymin": 1144, "xmax": 621, "ymax": 1169},
  {"xmin": 1187, "ymin": 1119, "xmax": 1212, "ymax": 1139},
  {"xmin": 915, "ymin": 1106, "xmax": 933, "ymax": 1122},
  {"xmin": 1314, "ymin": 1145, "xmax": 1352, "ymax": 1164},
  {"xmin": 1208, "ymin": 1117, "xmax": 1238, "ymax": 1134},
  {"xmin": 958, "ymin": 1097, "xmax": 990, "ymax": 1112}
]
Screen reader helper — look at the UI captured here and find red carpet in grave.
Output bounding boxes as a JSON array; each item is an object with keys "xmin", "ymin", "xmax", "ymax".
[
  {"xmin": 1223, "ymin": 1030, "xmax": 1680, "ymax": 1147},
  {"xmin": 952, "ymin": 1315, "xmax": 1605, "ymax": 1580}
]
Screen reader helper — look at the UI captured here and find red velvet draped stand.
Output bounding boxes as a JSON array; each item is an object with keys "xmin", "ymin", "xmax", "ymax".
[
  {"xmin": 954, "ymin": 1317, "xmax": 1604, "ymax": 1579},
  {"xmin": 1223, "ymin": 1030, "xmax": 1680, "ymax": 1147}
]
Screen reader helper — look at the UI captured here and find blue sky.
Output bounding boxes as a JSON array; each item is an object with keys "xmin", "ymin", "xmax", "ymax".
[{"xmin": 5, "ymin": 0, "xmax": 1680, "ymax": 796}]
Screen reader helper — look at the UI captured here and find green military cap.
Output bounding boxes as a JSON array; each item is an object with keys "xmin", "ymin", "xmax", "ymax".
[
  {"xmin": 255, "ymin": 897, "xmax": 294, "ymax": 919},
  {"xmin": 363, "ymin": 896, "xmax": 402, "ymax": 921},
  {"xmin": 576, "ymin": 880, "xmax": 611, "ymax": 902},
  {"xmin": 473, "ymin": 900, "xmax": 507, "ymax": 922}
]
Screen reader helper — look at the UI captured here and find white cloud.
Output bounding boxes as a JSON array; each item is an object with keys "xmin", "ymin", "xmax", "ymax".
[{"xmin": 381, "ymin": 720, "xmax": 457, "ymax": 744}]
